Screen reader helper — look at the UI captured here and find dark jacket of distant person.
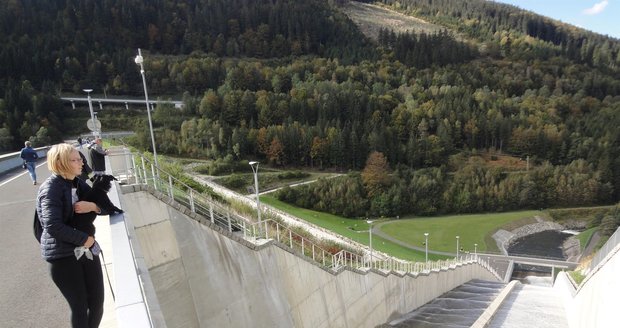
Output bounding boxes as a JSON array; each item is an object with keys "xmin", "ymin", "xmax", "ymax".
[{"xmin": 89, "ymin": 140, "xmax": 107, "ymax": 172}]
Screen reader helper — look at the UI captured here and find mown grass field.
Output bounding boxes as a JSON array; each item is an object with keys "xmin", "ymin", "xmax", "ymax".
[
  {"xmin": 262, "ymin": 195, "xmax": 430, "ymax": 261},
  {"xmin": 261, "ymin": 194, "xmax": 545, "ymax": 261},
  {"xmin": 379, "ymin": 211, "xmax": 543, "ymax": 254}
]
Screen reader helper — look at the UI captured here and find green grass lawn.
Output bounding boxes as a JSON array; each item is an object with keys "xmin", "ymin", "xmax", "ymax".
[
  {"xmin": 261, "ymin": 195, "xmax": 431, "ymax": 261},
  {"xmin": 379, "ymin": 211, "xmax": 543, "ymax": 254},
  {"xmin": 576, "ymin": 227, "xmax": 597, "ymax": 251},
  {"xmin": 261, "ymin": 195, "xmax": 544, "ymax": 262}
]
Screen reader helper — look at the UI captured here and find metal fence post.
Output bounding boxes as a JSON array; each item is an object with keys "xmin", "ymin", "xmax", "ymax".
[
  {"xmin": 141, "ymin": 157, "xmax": 147, "ymax": 185},
  {"xmin": 168, "ymin": 175, "xmax": 173, "ymax": 198},
  {"xmin": 131, "ymin": 155, "xmax": 138, "ymax": 184},
  {"xmin": 189, "ymin": 189, "xmax": 195, "ymax": 213},
  {"xmin": 151, "ymin": 164, "xmax": 157, "ymax": 190}
]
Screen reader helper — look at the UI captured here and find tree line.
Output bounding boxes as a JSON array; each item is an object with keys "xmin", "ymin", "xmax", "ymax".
[
  {"xmin": 129, "ymin": 54, "xmax": 620, "ymax": 203},
  {"xmin": 371, "ymin": 0, "xmax": 620, "ymax": 68},
  {"xmin": 277, "ymin": 152, "xmax": 611, "ymax": 217},
  {"xmin": 1, "ymin": 0, "xmax": 619, "ymax": 217}
]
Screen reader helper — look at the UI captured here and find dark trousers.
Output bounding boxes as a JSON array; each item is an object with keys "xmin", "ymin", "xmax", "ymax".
[{"xmin": 48, "ymin": 255, "xmax": 104, "ymax": 328}]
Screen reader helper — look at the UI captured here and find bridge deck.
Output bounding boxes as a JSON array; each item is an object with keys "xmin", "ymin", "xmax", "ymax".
[{"xmin": 0, "ymin": 157, "xmax": 117, "ymax": 327}]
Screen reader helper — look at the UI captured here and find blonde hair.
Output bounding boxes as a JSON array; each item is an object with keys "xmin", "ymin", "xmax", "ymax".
[{"xmin": 47, "ymin": 143, "xmax": 77, "ymax": 178}]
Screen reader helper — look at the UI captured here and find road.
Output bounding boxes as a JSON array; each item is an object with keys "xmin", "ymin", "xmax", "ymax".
[
  {"xmin": 0, "ymin": 149, "xmax": 116, "ymax": 328},
  {"xmin": 0, "ymin": 161, "xmax": 70, "ymax": 327}
]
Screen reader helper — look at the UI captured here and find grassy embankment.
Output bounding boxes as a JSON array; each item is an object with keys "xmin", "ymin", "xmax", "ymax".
[{"xmin": 262, "ymin": 194, "xmax": 544, "ymax": 262}]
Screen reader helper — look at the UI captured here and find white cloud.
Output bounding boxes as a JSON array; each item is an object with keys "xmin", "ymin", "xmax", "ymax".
[{"xmin": 583, "ymin": 1, "xmax": 608, "ymax": 15}]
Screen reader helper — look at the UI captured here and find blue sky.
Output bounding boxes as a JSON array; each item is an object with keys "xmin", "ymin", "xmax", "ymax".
[{"xmin": 493, "ymin": 0, "xmax": 619, "ymax": 39}]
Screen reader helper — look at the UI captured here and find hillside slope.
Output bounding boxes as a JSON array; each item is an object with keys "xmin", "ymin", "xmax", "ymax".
[{"xmin": 341, "ymin": 1, "xmax": 445, "ymax": 41}]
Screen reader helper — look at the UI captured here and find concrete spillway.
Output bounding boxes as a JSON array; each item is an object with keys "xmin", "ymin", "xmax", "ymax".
[
  {"xmin": 117, "ymin": 186, "xmax": 500, "ymax": 327},
  {"xmin": 489, "ymin": 280, "xmax": 568, "ymax": 328},
  {"xmin": 382, "ymin": 279, "xmax": 506, "ymax": 327}
]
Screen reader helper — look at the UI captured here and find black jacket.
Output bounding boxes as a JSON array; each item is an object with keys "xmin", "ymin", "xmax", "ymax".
[
  {"xmin": 36, "ymin": 174, "xmax": 105, "ymax": 261},
  {"xmin": 78, "ymin": 151, "xmax": 92, "ymax": 181},
  {"xmin": 20, "ymin": 146, "xmax": 38, "ymax": 163},
  {"xmin": 89, "ymin": 144, "xmax": 106, "ymax": 172}
]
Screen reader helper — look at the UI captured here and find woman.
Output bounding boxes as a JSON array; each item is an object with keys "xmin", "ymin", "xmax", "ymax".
[{"xmin": 36, "ymin": 143, "xmax": 106, "ymax": 328}]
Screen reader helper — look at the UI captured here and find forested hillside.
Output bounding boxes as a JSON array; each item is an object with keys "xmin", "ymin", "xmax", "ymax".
[{"xmin": 1, "ymin": 0, "xmax": 619, "ymax": 217}]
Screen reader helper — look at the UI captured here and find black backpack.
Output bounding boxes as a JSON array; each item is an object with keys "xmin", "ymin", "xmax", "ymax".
[{"xmin": 33, "ymin": 210, "xmax": 43, "ymax": 242}]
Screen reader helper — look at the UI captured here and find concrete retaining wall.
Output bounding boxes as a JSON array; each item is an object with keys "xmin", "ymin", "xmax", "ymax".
[
  {"xmin": 119, "ymin": 189, "xmax": 499, "ymax": 328},
  {"xmin": 555, "ymin": 243, "xmax": 620, "ymax": 328}
]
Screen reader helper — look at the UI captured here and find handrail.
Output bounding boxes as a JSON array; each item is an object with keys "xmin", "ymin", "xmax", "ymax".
[
  {"xmin": 110, "ymin": 147, "xmax": 501, "ymax": 279},
  {"xmin": 587, "ymin": 226, "xmax": 620, "ymax": 273},
  {"xmin": 0, "ymin": 146, "xmax": 50, "ymax": 174}
]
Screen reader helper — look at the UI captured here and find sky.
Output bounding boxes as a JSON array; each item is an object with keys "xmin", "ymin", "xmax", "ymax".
[{"xmin": 493, "ymin": 0, "xmax": 620, "ymax": 39}]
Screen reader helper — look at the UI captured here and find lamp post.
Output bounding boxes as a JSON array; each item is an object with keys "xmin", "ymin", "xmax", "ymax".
[
  {"xmin": 249, "ymin": 161, "xmax": 261, "ymax": 223},
  {"xmin": 456, "ymin": 235, "xmax": 460, "ymax": 260},
  {"xmin": 134, "ymin": 48, "xmax": 159, "ymax": 169},
  {"xmin": 424, "ymin": 232, "xmax": 429, "ymax": 262},
  {"xmin": 367, "ymin": 219, "xmax": 374, "ymax": 266},
  {"xmin": 474, "ymin": 243, "xmax": 478, "ymax": 257},
  {"xmin": 93, "ymin": 111, "xmax": 100, "ymax": 136},
  {"xmin": 83, "ymin": 89, "xmax": 97, "ymax": 138}
]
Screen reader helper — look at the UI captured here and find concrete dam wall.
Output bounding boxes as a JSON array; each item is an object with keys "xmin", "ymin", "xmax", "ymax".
[
  {"xmin": 555, "ymin": 235, "xmax": 620, "ymax": 328},
  {"xmin": 119, "ymin": 187, "xmax": 499, "ymax": 328}
]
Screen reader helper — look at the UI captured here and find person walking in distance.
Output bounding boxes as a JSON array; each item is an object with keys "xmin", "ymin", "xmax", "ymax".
[
  {"xmin": 20, "ymin": 140, "xmax": 39, "ymax": 185},
  {"xmin": 88, "ymin": 138, "xmax": 107, "ymax": 176},
  {"xmin": 36, "ymin": 143, "xmax": 107, "ymax": 327}
]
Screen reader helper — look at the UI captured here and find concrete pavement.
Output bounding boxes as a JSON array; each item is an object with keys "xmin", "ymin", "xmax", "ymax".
[{"xmin": 0, "ymin": 159, "xmax": 116, "ymax": 328}]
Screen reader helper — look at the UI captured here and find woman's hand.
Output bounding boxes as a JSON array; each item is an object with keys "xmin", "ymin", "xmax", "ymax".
[
  {"xmin": 74, "ymin": 201, "xmax": 100, "ymax": 214},
  {"xmin": 84, "ymin": 236, "xmax": 95, "ymax": 248}
]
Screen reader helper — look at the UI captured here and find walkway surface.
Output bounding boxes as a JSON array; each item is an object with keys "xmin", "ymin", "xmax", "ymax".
[{"xmin": 0, "ymin": 156, "xmax": 116, "ymax": 328}]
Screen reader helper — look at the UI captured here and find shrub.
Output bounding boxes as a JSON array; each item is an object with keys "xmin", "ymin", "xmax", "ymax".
[
  {"xmin": 277, "ymin": 171, "xmax": 309, "ymax": 179},
  {"xmin": 224, "ymin": 174, "xmax": 247, "ymax": 189}
]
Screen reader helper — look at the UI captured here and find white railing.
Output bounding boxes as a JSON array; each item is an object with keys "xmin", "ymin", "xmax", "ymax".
[
  {"xmin": 0, "ymin": 146, "xmax": 50, "ymax": 173},
  {"xmin": 587, "ymin": 226, "xmax": 620, "ymax": 273},
  {"xmin": 110, "ymin": 147, "xmax": 500, "ymax": 278}
]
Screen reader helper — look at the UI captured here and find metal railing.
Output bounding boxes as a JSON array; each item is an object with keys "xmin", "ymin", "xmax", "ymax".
[
  {"xmin": 587, "ymin": 226, "xmax": 620, "ymax": 273},
  {"xmin": 110, "ymin": 147, "xmax": 500, "ymax": 278}
]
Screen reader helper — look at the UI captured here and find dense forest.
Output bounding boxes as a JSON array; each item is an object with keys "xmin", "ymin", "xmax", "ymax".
[{"xmin": 1, "ymin": 0, "xmax": 619, "ymax": 218}]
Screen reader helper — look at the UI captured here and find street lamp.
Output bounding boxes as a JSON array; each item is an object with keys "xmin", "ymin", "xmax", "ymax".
[
  {"xmin": 249, "ymin": 161, "xmax": 261, "ymax": 223},
  {"xmin": 367, "ymin": 219, "xmax": 374, "ymax": 266},
  {"xmin": 83, "ymin": 89, "xmax": 97, "ymax": 138},
  {"xmin": 474, "ymin": 243, "xmax": 478, "ymax": 256},
  {"xmin": 424, "ymin": 232, "xmax": 429, "ymax": 262},
  {"xmin": 93, "ymin": 112, "xmax": 100, "ymax": 136},
  {"xmin": 456, "ymin": 235, "xmax": 460, "ymax": 260},
  {"xmin": 134, "ymin": 48, "xmax": 159, "ymax": 169}
]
